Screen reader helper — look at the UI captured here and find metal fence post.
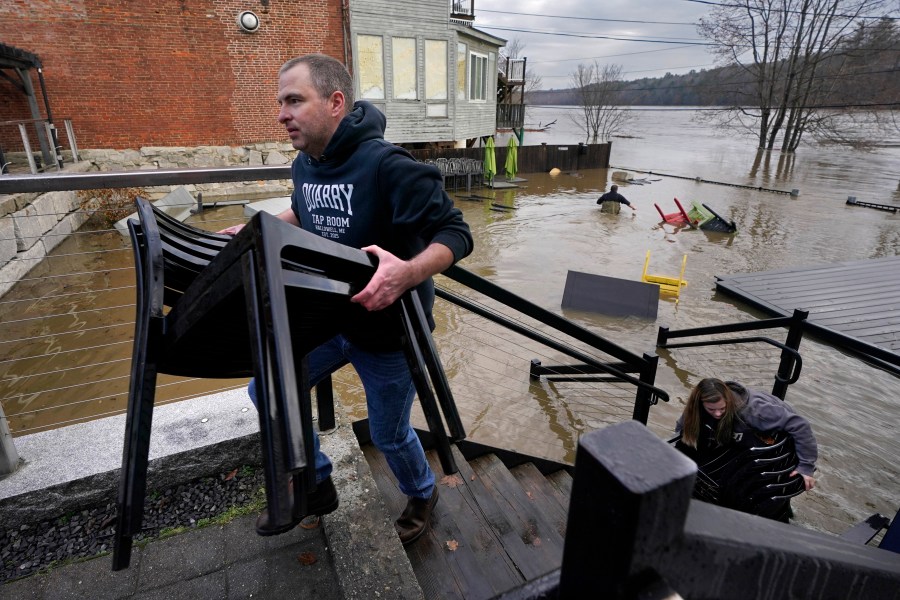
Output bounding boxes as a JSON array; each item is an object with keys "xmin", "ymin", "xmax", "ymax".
[
  {"xmin": 631, "ymin": 352, "xmax": 659, "ymax": 425},
  {"xmin": 44, "ymin": 122, "xmax": 62, "ymax": 171},
  {"xmin": 0, "ymin": 402, "xmax": 21, "ymax": 477},
  {"xmin": 772, "ymin": 309, "xmax": 808, "ymax": 400}
]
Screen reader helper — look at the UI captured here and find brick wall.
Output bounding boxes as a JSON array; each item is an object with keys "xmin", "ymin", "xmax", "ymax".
[{"xmin": 0, "ymin": 0, "xmax": 345, "ymax": 151}]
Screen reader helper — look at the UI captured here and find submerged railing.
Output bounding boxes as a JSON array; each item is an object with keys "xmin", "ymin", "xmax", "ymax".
[{"xmin": 656, "ymin": 308, "xmax": 809, "ymax": 401}]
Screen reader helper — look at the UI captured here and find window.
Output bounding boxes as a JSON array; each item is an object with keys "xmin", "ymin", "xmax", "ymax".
[
  {"xmin": 392, "ymin": 37, "xmax": 417, "ymax": 100},
  {"xmin": 357, "ymin": 35, "xmax": 384, "ymax": 99},
  {"xmin": 489, "ymin": 52, "xmax": 496, "ymax": 97},
  {"xmin": 469, "ymin": 52, "xmax": 488, "ymax": 101},
  {"xmin": 456, "ymin": 43, "xmax": 467, "ymax": 100},
  {"xmin": 425, "ymin": 40, "xmax": 447, "ymax": 101}
]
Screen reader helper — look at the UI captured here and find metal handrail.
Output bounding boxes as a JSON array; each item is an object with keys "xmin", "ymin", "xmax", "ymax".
[
  {"xmin": 657, "ymin": 309, "xmax": 809, "ymax": 399},
  {"xmin": 660, "ymin": 336, "xmax": 803, "ymax": 385},
  {"xmin": 0, "ymin": 165, "xmax": 292, "ymax": 193},
  {"xmin": 441, "ymin": 265, "xmax": 670, "ymax": 408}
]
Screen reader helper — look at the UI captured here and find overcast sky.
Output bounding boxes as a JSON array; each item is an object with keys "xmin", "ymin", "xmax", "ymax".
[{"xmin": 474, "ymin": 0, "xmax": 717, "ymax": 89}]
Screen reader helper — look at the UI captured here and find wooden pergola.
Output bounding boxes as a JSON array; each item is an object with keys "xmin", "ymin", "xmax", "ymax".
[{"xmin": 0, "ymin": 43, "xmax": 62, "ymax": 173}]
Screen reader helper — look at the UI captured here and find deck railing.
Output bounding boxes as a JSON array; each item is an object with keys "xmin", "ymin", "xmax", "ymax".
[
  {"xmin": 0, "ymin": 117, "xmax": 80, "ymax": 174},
  {"xmin": 503, "ymin": 421, "xmax": 900, "ymax": 599},
  {"xmin": 0, "ymin": 164, "xmax": 656, "ymax": 478},
  {"xmin": 656, "ymin": 308, "xmax": 809, "ymax": 400},
  {"xmin": 450, "ymin": 0, "xmax": 474, "ymax": 21},
  {"xmin": 496, "ymin": 103, "xmax": 525, "ymax": 129}
]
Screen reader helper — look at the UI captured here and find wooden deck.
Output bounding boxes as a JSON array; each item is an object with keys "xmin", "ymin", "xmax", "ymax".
[{"xmin": 715, "ymin": 255, "xmax": 900, "ymax": 356}]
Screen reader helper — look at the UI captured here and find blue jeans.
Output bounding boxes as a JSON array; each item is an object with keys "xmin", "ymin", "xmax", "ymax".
[{"xmin": 248, "ymin": 335, "xmax": 435, "ymax": 500}]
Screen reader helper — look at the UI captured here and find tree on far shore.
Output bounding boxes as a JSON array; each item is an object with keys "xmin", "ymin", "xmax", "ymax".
[
  {"xmin": 569, "ymin": 62, "xmax": 631, "ymax": 143},
  {"xmin": 698, "ymin": 0, "xmax": 895, "ymax": 152}
]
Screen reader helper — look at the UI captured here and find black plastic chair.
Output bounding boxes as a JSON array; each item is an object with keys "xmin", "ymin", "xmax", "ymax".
[
  {"xmin": 113, "ymin": 198, "xmax": 464, "ymax": 570},
  {"xmin": 673, "ymin": 431, "xmax": 805, "ymax": 522}
]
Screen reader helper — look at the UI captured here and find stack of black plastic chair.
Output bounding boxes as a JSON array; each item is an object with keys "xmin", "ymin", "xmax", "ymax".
[
  {"xmin": 113, "ymin": 198, "xmax": 464, "ymax": 570},
  {"xmin": 676, "ymin": 431, "xmax": 805, "ymax": 522}
]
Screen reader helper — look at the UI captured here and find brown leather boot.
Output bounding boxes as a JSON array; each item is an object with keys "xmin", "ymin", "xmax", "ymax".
[
  {"xmin": 395, "ymin": 486, "xmax": 439, "ymax": 545},
  {"xmin": 256, "ymin": 476, "xmax": 339, "ymax": 536}
]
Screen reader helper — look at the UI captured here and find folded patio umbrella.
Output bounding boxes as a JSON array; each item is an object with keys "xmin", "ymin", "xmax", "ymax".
[
  {"xmin": 504, "ymin": 136, "xmax": 518, "ymax": 180},
  {"xmin": 483, "ymin": 136, "xmax": 496, "ymax": 184}
]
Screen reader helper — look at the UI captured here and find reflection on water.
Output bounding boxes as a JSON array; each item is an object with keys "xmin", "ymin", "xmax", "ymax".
[
  {"xmin": 1, "ymin": 107, "xmax": 898, "ymax": 536},
  {"xmin": 0, "ymin": 217, "xmax": 249, "ymax": 436}
]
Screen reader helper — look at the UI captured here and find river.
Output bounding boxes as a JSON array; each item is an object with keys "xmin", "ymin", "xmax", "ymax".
[
  {"xmin": 2, "ymin": 105, "xmax": 899, "ymax": 537},
  {"xmin": 440, "ymin": 106, "xmax": 900, "ymax": 537}
]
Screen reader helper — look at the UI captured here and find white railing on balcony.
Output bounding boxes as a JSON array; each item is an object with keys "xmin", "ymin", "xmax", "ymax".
[
  {"xmin": 451, "ymin": 0, "xmax": 474, "ymax": 20},
  {"xmin": 506, "ymin": 58, "xmax": 526, "ymax": 84}
]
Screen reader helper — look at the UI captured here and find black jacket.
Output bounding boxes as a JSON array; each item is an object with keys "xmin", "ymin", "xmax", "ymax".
[{"xmin": 289, "ymin": 101, "xmax": 473, "ymax": 351}]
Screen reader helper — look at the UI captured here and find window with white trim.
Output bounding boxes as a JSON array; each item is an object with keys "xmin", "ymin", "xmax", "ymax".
[
  {"xmin": 469, "ymin": 51, "xmax": 487, "ymax": 101},
  {"xmin": 425, "ymin": 39, "xmax": 448, "ymax": 118},
  {"xmin": 456, "ymin": 43, "xmax": 467, "ymax": 100}
]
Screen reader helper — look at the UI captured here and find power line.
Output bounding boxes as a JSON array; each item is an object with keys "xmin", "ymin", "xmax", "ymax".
[
  {"xmin": 527, "ymin": 44, "xmax": 703, "ymax": 65},
  {"xmin": 479, "ymin": 25, "xmax": 716, "ymax": 45},
  {"xmin": 479, "ymin": 9, "xmax": 699, "ymax": 26}
]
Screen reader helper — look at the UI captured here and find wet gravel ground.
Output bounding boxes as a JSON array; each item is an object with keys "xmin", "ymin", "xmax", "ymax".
[{"xmin": 0, "ymin": 466, "xmax": 265, "ymax": 584}]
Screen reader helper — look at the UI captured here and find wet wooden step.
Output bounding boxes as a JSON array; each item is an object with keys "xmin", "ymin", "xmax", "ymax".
[
  {"xmin": 547, "ymin": 469, "xmax": 574, "ymax": 503},
  {"xmin": 363, "ymin": 445, "xmax": 523, "ymax": 600},
  {"xmin": 469, "ymin": 453, "xmax": 566, "ymax": 564},
  {"xmin": 509, "ymin": 462, "xmax": 569, "ymax": 539},
  {"xmin": 360, "ymin": 443, "xmax": 569, "ymax": 600}
]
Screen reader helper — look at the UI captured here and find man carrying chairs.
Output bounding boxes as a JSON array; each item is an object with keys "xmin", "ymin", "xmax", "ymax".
[
  {"xmin": 114, "ymin": 53, "xmax": 473, "ymax": 571},
  {"xmin": 218, "ymin": 53, "xmax": 473, "ymax": 545}
]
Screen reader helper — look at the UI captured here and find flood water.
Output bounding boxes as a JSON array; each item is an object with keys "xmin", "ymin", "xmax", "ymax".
[{"xmin": 2, "ymin": 106, "xmax": 899, "ymax": 537}]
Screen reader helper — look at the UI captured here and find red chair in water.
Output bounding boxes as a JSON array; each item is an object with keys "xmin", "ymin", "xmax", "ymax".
[{"xmin": 654, "ymin": 197, "xmax": 698, "ymax": 227}]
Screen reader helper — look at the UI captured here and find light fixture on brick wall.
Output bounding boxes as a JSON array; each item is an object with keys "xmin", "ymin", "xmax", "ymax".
[{"xmin": 237, "ymin": 11, "xmax": 260, "ymax": 33}]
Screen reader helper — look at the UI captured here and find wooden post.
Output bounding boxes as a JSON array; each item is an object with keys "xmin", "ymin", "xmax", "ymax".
[{"xmin": 559, "ymin": 421, "xmax": 696, "ymax": 599}]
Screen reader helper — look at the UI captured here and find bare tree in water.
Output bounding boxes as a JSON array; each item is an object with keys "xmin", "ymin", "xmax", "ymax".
[
  {"xmin": 698, "ymin": 0, "xmax": 894, "ymax": 152},
  {"xmin": 569, "ymin": 62, "xmax": 631, "ymax": 143}
]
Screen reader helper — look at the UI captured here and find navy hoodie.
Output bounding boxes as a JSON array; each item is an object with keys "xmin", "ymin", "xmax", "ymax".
[{"xmin": 289, "ymin": 100, "xmax": 473, "ymax": 351}]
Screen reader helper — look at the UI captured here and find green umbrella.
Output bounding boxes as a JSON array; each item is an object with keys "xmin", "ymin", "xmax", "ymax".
[
  {"xmin": 504, "ymin": 136, "xmax": 518, "ymax": 180},
  {"xmin": 483, "ymin": 137, "xmax": 496, "ymax": 185}
]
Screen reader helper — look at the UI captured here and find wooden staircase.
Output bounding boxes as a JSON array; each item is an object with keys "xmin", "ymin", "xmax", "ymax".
[{"xmin": 362, "ymin": 443, "xmax": 573, "ymax": 599}]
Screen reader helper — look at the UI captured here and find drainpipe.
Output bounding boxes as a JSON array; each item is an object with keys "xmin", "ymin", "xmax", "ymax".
[{"xmin": 342, "ymin": 0, "xmax": 352, "ymax": 69}]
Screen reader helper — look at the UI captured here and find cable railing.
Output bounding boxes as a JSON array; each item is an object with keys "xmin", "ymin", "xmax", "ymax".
[
  {"xmin": 0, "ymin": 165, "xmax": 807, "ymax": 477},
  {"xmin": 0, "ymin": 168, "xmax": 660, "ymax": 473}
]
